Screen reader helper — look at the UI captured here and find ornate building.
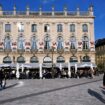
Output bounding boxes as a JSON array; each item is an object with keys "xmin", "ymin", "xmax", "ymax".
[
  {"xmin": 0, "ymin": 5, "xmax": 96, "ymax": 77},
  {"xmin": 95, "ymin": 38, "xmax": 105, "ymax": 71}
]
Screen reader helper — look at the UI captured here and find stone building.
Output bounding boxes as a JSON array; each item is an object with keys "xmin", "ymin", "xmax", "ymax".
[
  {"xmin": 95, "ymin": 38, "xmax": 105, "ymax": 70},
  {"xmin": 0, "ymin": 5, "xmax": 96, "ymax": 77}
]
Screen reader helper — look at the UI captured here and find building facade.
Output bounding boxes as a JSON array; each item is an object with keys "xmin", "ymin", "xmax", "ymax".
[
  {"xmin": 0, "ymin": 5, "xmax": 95, "ymax": 72},
  {"xmin": 95, "ymin": 38, "xmax": 105, "ymax": 71}
]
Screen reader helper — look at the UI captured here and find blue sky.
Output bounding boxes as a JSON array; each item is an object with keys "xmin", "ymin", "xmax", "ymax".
[{"xmin": 0, "ymin": 0, "xmax": 105, "ymax": 40}]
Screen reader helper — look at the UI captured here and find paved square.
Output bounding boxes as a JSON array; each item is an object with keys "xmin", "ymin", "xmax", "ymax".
[{"xmin": 0, "ymin": 75, "xmax": 105, "ymax": 105}]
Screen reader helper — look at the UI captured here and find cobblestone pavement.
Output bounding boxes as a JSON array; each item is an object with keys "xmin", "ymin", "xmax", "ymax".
[{"xmin": 0, "ymin": 75, "xmax": 105, "ymax": 105}]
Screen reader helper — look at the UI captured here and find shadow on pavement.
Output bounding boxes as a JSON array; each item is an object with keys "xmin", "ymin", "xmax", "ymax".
[
  {"xmin": 102, "ymin": 90, "xmax": 105, "ymax": 95},
  {"xmin": 88, "ymin": 89, "xmax": 105, "ymax": 104},
  {"xmin": 0, "ymin": 83, "xmax": 19, "ymax": 91},
  {"xmin": 5, "ymin": 83, "xmax": 19, "ymax": 89}
]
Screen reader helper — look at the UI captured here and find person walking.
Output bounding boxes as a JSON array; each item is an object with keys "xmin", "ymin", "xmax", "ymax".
[
  {"xmin": 103, "ymin": 71, "xmax": 105, "ymax": 89},
  {"xmin": 0, "ymin": 69, "xmax": 3, "ymax": 88}
]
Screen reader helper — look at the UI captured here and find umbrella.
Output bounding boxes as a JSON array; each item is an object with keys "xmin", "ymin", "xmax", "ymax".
[
  {"xmin": 16, "ymin": 63, "xmax": 20, "ymax": 79},
  {"xmin": 21, "ymin": 64, "xmax": 24, "ymax": 72},
  {"xmin": 75, "ymin": 63, "xmax": 77, "ymax": 73},
  {"xmin": 39, "ymin": 63, "xmax": 42, "ymax": 79},
  {"xmin": 68, "ymin": 62, "xmax": 71, "ymax": 77},
  {"xmin": 59, "ymin": 63, "xmax": 62, "ymax": 71}
]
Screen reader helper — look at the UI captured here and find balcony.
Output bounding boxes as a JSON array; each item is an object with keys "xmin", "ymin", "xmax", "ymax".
[
  {"xmin": 82, "ymin": 49, "xmax": 90, "ymax": 52},
  {"xmin": 1, "ymin": 11, "xmax": 93, "ymax": 17}
]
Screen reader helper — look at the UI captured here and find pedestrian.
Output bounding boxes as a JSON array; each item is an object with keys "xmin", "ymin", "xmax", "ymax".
[
  {"xmin": 0, "ymin": 68, "xmax": 3, "ymax": 88},
  {"xmin": 0, "ymin": 68, "xmax": 6, "ymax": 89},
  {"xmin": 103, "ymin": 71, "xmax": 105, "ymax": 89}
]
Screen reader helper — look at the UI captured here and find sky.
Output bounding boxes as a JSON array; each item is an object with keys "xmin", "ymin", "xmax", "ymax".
[{"xmin": 0, "ymin": 0, "xmax": 105, "ymax": 40}]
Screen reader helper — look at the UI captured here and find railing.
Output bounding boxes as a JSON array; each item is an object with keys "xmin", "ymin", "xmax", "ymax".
[
  {"xmin": 67, "ymin": 11, "xmax": 77, "ymax": 16},
  {"xmin": 80, "ymin": 11, "xmax": 89, "ymax": 16},
  {"xmin": 3, "ymin": 11, "xmax": 14, "ymax": 15},
  {"xmin": 29, "ymin": 11, "xmax": 39, "ymax": 16},
  {"xmin": 16, "ymin": 11, "xmax": 26, "ymax": 15},
  {"xmin": 55, "ymin": 12, "xmax": 64, "ymax": 16},
  {"xmin": 42, "ymin": 12, "xmax": 52, "ymax": 16},
  {"xmin": 1, "ymin": 11, "xmax": 92, "ymax": 17}
]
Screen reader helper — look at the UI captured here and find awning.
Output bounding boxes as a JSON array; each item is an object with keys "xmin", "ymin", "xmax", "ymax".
[{"xmin": 77, "ymin": 62, "xmax": 97, "ymax": 68}]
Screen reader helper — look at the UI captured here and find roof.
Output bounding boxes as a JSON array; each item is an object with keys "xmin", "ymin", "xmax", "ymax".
[{"xmin": 95, "ymin": 38, "xmax": 105, "ymax": 47}]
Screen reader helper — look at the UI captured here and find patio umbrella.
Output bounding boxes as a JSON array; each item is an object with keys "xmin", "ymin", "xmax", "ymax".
[
  {"xmin": 59, "ymin": 63, "xmax": 62, "ymax": 71},
  {"xmin": 21, "ymin": 64, "xmax": 24, "ymax": 72},
  {"xmin": 90, "ymin": 63, "xmax": 94, "ymax": 78},
  {"xmin": 90, "ymin": 63, "xmax": 93, "ymax": 70},
  {"xmin": 16, "ymin": 63, "xmax": 20, "ymax": 79},
  {"xmin": 39, "ymin": 63, "xmax": 42, "ymax": 79},
  {"xmin": 68, "ymin": 62, "xmax": 71, "ymax": 77},
  {"xmin": 75, "ymin": 63, "xmax": 77, "ymax": 73},
  {"xmin": 1, "ymin": 64, "xmax": 10, "ymax": 67}
]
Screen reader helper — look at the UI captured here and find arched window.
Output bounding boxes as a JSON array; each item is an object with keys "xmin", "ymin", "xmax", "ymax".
[
  {"xmin": 83, "ymin": 55, "xmax": 91, "ymax": 62},
  {"xmin": 57, "ymin": 24, "xmax": 63, "ymax": 32},
  {"xmin": 31, "ymin": 24, "xmax": 37, "ymax": 32},
  {"xmin": 17, "ymin": 56, "xmax": 25, "ymax": 63},
  {"xmin": 44, "ymin": 35, "xmax": 50, "ymax": 50},
  {"xmin": 82, "ymin": 36, "xmax": 89, "ymax": 49},
  {"xmin": 70, "ymin": 36, "xmax": 76, "ymax": 49},
  {"xmin": 57, "ymin": 36, "xmax": 63, "ymax": 50},
  {"xmin": 82, "ymin": 24, "xmax": 88, "ymax": 32},
  {"xmin": 70, "ymin": 56, "xmax": 78, "ymax": 62},
  {"xmin": 17, "ymin": 35, "xmax": 25, "ymax": 50},
  {"xmin": 43, "ymin": 56, "xmax": 52, "ymax": 63},
  {"xmin": 4, "ymin": 36, "xmax": 11, "ymax": 50},
  {"xmin": 57, "ymin": 56, "xmax": 65, "ymax": 63},
  {"xmin": 3, "ymin": 56, "xmax": 12, "ymax": 63},
  {"xmin": 30, "ymin": 56, "xmax": 39, "ymax": 63},
  {"xmin": 31, "ymin": 36, "xmax": 37, "ymax": 50},
  {"xmin": 44, "ymin": 24, "xmax": 50, "ymax": 32},
  {"xmin": 70, "ymin": 24, "xmax": 75, "ymax": 32}
]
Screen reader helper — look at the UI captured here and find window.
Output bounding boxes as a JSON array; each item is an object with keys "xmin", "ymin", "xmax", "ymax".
[
  {"xmin": 43, "ymin": 56, "xmax": 52, "ymax": 63},
  {"xmin": 3, "ymin": 56, "xmax": 12, "ymax": 63},
  {"xmin": 17, "ymin": 23, "xmax": 24, "ymax": 32},
  {"xmin": 82, "ymin": 55, "xmax": 90, "ymax": 62},
  {"xmin": 82, "ymin": 36, "xmax": 89, "ymax": 49},
  {"xmin": 82, "ymin": 24, "xmax": 88, "ymax": 32},
  {"xmin": 70, "ymin": 36, "xmax": 76, "ymax": 49},
  {"xmin": 30, "ymin": 56, "xmax": 39, "ymax": 63},
  {"xmin": 17, "ymin": 56, "xmax": 25, "ymax": 63},
  {"xmin": 70, "ymin": 56, "xmax": 78, "ymax": 62},
  {"xmin": 57, "ymin": 36, "xmax": 63, "ymax": 50},
  {"xmin": 44, "ymin": 35, "xmax": 50, "ymax": 50},
  {"xmin": 4, "ymin": 36, "xmax": 11, "ymax": 50},
  {"xmin": 44, "ymin": 24, "xmax": 50, "ymax": 32},
  {"xmin": 57, "ymin": 56, "xmax": 65, "ymax": 63},
  {"xmin": 5, "ymin": 24, "xmax": 11, "ymax": 32},
  {"xmin": 57, "ymin": 24, "xmax": 63, "ymax": 32},
  {"xmin": 31, "ymin": 36, "xmax": 37, "ymax": 50},
  {"xmin": 17, "ymin": 35, "xmax": 25, "ymax": 50},
  {"xmin": 31, "ymin": 24, "xmax": 37, "ymax": 32},
  {"xmin": 70, "ymin": 24, "xmax": 75, "ymax": 32}
]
